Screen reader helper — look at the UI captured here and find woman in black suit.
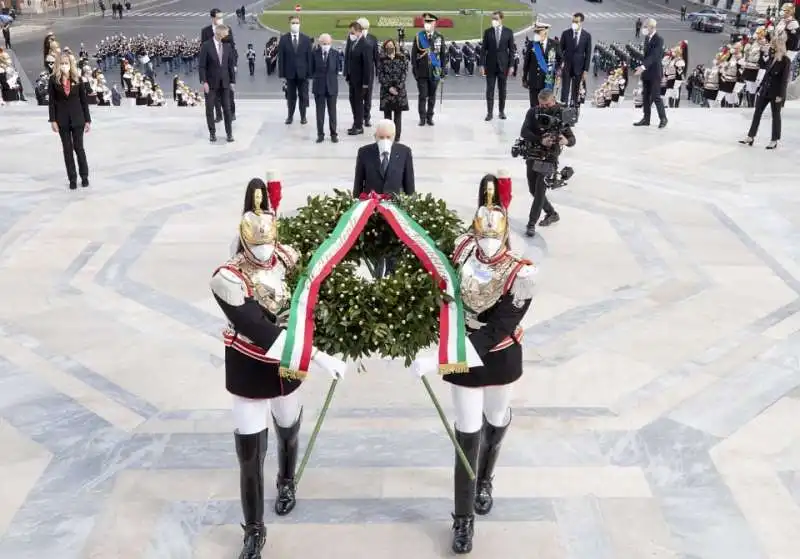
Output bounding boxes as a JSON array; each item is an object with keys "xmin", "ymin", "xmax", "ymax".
[
  {"xmin": 48, "ymin": 53, "xmax": 92, "ymax": 190},
  {"xmin": 740, "ymin": 38, "xmax": 791, "ymax": 150}
]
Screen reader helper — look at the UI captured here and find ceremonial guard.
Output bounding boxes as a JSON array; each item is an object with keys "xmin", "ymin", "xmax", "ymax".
[
  {"xmin": 718, "ymin": 47, "xmax": 739, "ymax": 106},
  {"xmin": 448, "ymin": 41, "xmax": 462, "ymax": 75},
  {"xmin": 411, "ymin": 12, "xmax": 446, "ymax": 126},
  {"xmin": 522, "ymin": 21, "xmax": 561, "ymax": 108},
  {"xmin": 412, "ymin": 172, "xmax": 535, "ymax": 554},
  {"xmin": 462, "ymin": 41, "xmax": 476, "ymax": 75},
  {"xmin": 210, "ymin": 177, "xmax": 346, "ymax": 559},
  {"xmin": 703, "ymin": 55, "xmax": 720, "ymax": 104},
  {"xmin": 775, "ymin": 3, "xmax": 799, "ymax": 53}
]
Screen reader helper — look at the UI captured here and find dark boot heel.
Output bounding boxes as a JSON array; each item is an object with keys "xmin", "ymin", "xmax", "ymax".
[
  {"xmin": 273, "ymin": 408, "xmax": 303, "ymax": 516},
  {"xmin": 234, "ymin": 430, "xmax": 267, "ymax": 559},
  {"xmin": 452, "ymin": 428, "xmax": 481, "ymax": 554},
  {"xmin": 474, "ymin": 412, "xmax": 511, "ymax": 516}
]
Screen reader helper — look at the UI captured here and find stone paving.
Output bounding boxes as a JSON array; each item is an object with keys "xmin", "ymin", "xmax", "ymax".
[{"xmin": 1, "ymin": 100, "xmax": 800, "ymax": 558}]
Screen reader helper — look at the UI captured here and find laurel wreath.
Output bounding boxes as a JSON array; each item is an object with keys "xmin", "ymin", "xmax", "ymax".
[{"xmin": 278, "ymin": 190, "xmax": 464, "ymax": 365}]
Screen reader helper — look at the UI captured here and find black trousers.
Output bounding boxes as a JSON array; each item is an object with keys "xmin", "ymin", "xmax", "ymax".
[
  {"xmin": 205, "ymin": 87, "xmax": 232, "ymax": 135},
  {"xmin": 363, "ymin": 83, "xmax": 373, "ymax": 123},
  {"xmin": 560, "ymin": 71, "xmax": 582, "ymax": 107},
  {"xmin": 349, "ymin": 82, "xmax": 365, "ymax": 128},
  {"xmin": 248, "ymin": 59, "xmax": 255, "ymax": 75},
  {"xmin": 383, "ymin": 108, "xmax": 403, "ymax": 141},
  {"xmin": 526, "ymin": 163, "xmax": 555, "ymax": 228},
  {"xmin": 485, "ymin": 72, "xmax": 507, "ymax": 114},
  {"xmin": 2, "ymin": 29, "xmax": 9, "ymax": 49},
  {"xmin": 641, "ymin": 79, "xmax": 667, "ymax": 123},
  {"xmin": 416, "ymin": 78, "xmax": 438, "ymax": 118},
  {"xmin": 59, "ymin": 125, "xmax": 89, "ymax": 182},
  {"xmin": 747, "ymin": 95, "xmax": 782, "ymax": 141},
  {"xmin": 286, "ymin": 78, "xmax": 308, "ymax": 119},
  {"xmin": 314, "ymin": 93, "xmax": 337, "ymax": 137},
  {"xmin": 528, "ymin": 86, "xmax": 542, "ymax": 108}
]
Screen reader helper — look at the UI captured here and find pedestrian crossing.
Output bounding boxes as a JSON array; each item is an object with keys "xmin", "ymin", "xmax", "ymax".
[{"xmin": 128, "ymin": 10, "xmax": 682, "ymax": 20}]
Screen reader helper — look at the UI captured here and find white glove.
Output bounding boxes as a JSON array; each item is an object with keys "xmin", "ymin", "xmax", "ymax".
[
  {"xmin": 410, "ymin": 356, "xmax": 439, "ymax": 378},
  {"xmin": 312, "ymin": 350, "xmax": 346, "ymax": 379}
]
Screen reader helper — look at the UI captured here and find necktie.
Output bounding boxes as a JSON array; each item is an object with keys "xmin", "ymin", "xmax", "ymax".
[
  {"xmin": 574, "ymin": 32, "xmax": 578, "ymax": 43},
  {"xmin": 496, "ymin": 28, "xmax": 501, "ymax": 44},
  {"xmin": 323, "ymin": 51, "xmax": 327, "ymax": 64},
  {"xmin": 216, "ymin": 41, "xmax": 222, "ymax": 62},
  {"xmin": 292, "ymin": 34, "xmax": 297, "ymax": 50},
  {"xmin": 380, "ymin": 152, "xmax": 389, "ymax": 176}
]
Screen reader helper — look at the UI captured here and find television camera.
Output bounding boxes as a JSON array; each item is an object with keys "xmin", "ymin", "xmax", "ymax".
[{"xmin": 511, "ymin": 104, "xmax": 577, "ymax": 188}]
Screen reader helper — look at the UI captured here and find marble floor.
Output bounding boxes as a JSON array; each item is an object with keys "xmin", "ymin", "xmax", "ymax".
[{"xmin": 1, "ymin": 100, "xmax": 800, "ymax": 559}]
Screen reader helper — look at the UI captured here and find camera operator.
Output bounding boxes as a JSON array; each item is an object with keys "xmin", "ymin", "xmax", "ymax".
[{"xmin": 521, "ymin": 89, "xmax": 575, "ymax": 237}]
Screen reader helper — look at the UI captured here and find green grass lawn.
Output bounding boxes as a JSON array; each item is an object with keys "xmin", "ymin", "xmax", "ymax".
[{"xmin": 259, "ymin": 0, "xmax": 535, "ymax": 42}]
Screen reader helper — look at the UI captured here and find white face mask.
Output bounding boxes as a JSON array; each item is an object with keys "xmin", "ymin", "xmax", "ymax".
[
  {"xmin": 533, "ymin": 33, "xmax": 542, "ymax": 42},
  {"xmin": 477, "ymin": 238, "xmax": 503, "ymax": 259},
  {"xmin": 491, "ymin": 19, "xmax": 500, "ymax": 28},
  {"xmin": 249, "ymin": 244, "xmax": 275, "ymax": 262},
  {"xmin": 60, "ymin": 64, "xmax": 70, "ymax": 73},
  {"xmin": 290, "ymin": 23, "xmax": 300, "ymax": 33},
  {"xmin": 377, "ymin": 138, "xmax": 393, "ymax": 154},
  {"xmin": 571, "ymin": 22, "xmax": 579, "ymax": 32},
  {"xmin": 214, "ymin": 17, "xmax": 223, "ymax": 26},
  {"xmin": 642, "ymin": 27, "xmax": 650, "ymax": 36},
  {"xmin": 321, "ymin": 44, "xmax": 331, "ymax": 52},
  {"xmin": 424, "ymin": 22, "xmax": 433, "ymax": 32},
  {"xmin": 349, "ymin": 33, "xmax": 357, "ymax": 41}
]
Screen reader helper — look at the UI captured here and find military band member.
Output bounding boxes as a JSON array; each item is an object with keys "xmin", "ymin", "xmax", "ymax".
[
  {"xmin": 448, "ymin": 41, "xmax": 462, "ymax": 75},
  {"xmin": 412, "ymin": 172, "xmax": 535, "ymax": 554},
  {"xmin": 522, "ymin": 21, "xmax": 561, "ymax": 108},
  {"xmin": 411, "ymin": 12, "xmax": 446, "ymax": 126},
  {"xmin": 211, "ymin": 177, "xmax": 347, "ymax": 559}
]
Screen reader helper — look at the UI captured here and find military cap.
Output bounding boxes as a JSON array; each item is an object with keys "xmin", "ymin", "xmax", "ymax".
[
  {"xmin": 533, "ymin": 21, "xmax": 551, "ymax": 30},
  {"xmin": 422, "ymin": 12, "xmax": 438, "ymax": 22}
]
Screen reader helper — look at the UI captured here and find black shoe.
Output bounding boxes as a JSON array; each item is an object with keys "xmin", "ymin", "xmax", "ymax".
[
  {"xmin": 452, "ymin": 429, "xmax": 480, "ymax": 554},
  {"xmin": 419, "ymin": 118, "xmax": 426, "ymax": 126},
  {"xmin": 347, "ymin": 127, "xmax": 364, "ymax": 135},
  {"xmin": 227, "ymin": 135, "xmax": 234, "ymax": 142},
  {"xmin": 658, "ymin": 119, "xmax": 668, "ymax": 129},
  {"xmin": 273, "ymin": 409, "xmax": 302, "ymax": 516},
  {"xmin": 485, "ymin": 113, "xmax": 493, "ymax": 121},
  {"xmin": 300, "ymin": 117, "xmax": 307, "ymax": 125},
  {"xmin": 525, "ymin": 225, "xmax": 535, "ymax": 237},
  {"xmin": 539, "ymin": 213, "xmax": 560, "ymax": 227},
  {"xmin": 238, "ymin": 522, "xmax": 266, "ymax": 559},
  {"xmin": 235, "ymin": 429, "xmax": 267, "ymax": 558},
  {"xmin": 499, "ymin": 112, "xmax": 506, "ymax": 120},
  {"xmin": 285, "ymin": 117, "xmax": 293, "ymax": 125},
  {"xmin": 633, "ymin": 119, "xmax": 650, "ymax": 127},
  {"xmin": 215, "ymin": 116, "xmax": 223, "ymax": 123},
  {"xmin": 232, "ymin": 115, "xmax": 237, "ymax": 122},
  {"xmin": 426, "ymin": 116, "xmax": 434, "ymax": 126},
  {"xmin": 474, "ymin": 414, "xmax": 511, "ymax": 516},
  {"xmin": 209, "ymin": 133, "xmax": 217, "ymax": 142},
  {"xmin": 364, "ymin": 119, "xmax": 371, "ymax": 127},
  {"xmin": 331, "ymin": 135, "xmax": 339, "ymax": 143},
  {"xmin": 81, "ymin": 178, "xmax": 90, "ymax": 188},
  {"xmin": 316, "ymin": 135, "xmax": 324, "ymax": 143},
  {"xmin": 69, "ymin": 181, "xmax": 77, "ymax": 190}
]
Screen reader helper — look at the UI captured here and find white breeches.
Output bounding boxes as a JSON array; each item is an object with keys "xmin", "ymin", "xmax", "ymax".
[
  {"xmin": 745, "ymin": 80, "xmax": 757, "ymax": 94},
  {"xmin": 232, "ymin": 392, "xmax": 302, "ymax": 434},
  {"xmin": 451, "ymin": 384, "xmax": 513, "ymax": 434}
]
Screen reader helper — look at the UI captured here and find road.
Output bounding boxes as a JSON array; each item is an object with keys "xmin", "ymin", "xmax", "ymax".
[{"xmin": 10, "ymin": 0, "xmax": 726, "ymax": 101}]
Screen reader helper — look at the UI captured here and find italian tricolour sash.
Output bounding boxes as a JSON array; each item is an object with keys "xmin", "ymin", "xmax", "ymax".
[{"xmin": 279, "ymin": 194, "xmax": 468, "ymax": 379}]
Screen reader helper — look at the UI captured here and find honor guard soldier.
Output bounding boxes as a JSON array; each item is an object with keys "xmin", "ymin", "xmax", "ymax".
[
  {"xmin": 448, "ymin": 41, "xmax": 462, "ymax": 75},
  {"xmin": 211, "ymin": 177, "xmax": 346, "ymax": 559},
  {"xmin": 412, "ymin": 172, "xmax": 536, "ymax": 554},
  {"xmin": 411, "ymin": 12, "xmax": 446, "ymax": 126}
]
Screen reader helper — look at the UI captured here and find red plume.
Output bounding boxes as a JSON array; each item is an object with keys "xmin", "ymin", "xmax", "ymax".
[
  {"xmin": 496, "ymin": 170, "xmax": 512, "ymax": 209},
  {"xmin": 266, "ymin": 170, "xmax": 282, "ymax": 212}
]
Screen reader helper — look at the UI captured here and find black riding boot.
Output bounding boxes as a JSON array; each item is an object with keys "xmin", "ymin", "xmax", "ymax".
[
  {"xmin": 273, "ymin": 408, "xmax": 303, "ymax": 516},
  {"xmin": 452, "ymin": 428, "xmax": 481, "ymax": 554},
  {"xmin": 474, "ymin": 413, "xmax": 511, "ymax": 516},
  {"xmin": 235, "ymin": 430, "xmax": 267, "ymax": 559}
]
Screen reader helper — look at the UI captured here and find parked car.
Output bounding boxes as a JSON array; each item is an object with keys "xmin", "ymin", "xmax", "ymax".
[
  {"xmin": 687, "ymin": 8, "xmax": 726, "ymax": 22},
  {"xmin": 691, "ymin": 14, "xmax": 725, "ymax": 33}
]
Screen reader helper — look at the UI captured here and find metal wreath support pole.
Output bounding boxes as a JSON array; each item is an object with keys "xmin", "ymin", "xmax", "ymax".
[
  {"xmin": 421, "ymin": 376, "xmax": 476, "ymax": 480},
  {"xmin": 294, "ymin": 377, "xmax": 339, "ymax": 486}
]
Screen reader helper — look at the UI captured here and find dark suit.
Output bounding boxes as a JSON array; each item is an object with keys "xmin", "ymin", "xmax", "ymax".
[
  {"xmin": 558, "ymin": 27, "xmax": 591, "ymax": 106},
  {"xmin": 278, "ymin": 32, "xmax": 313, "ymax": 121},
  {"xmin": 311, "ymin": 47, "xmax": 340, "ymax": 138},
  {"xmin": 480, "ymin": 25, "xmax": 515, "ymax": 115},
  {"xmin": 353, "ymin": 142, "xmax": 415, "ymax": 197},
  {"xmin": 200, "ymin": 25, "xmax": 237, "ymax": 119},
  {"xmin": 345, "ymin": 36, "xmax": 374, "ymax": 129},
  {"xmin": 748, "ymin": 55, "xmax": 790, "ymax": 141},
  {"xmin": 522, "ymin": 38, "xmax": 562, "ymax": 107},
  {"xmin": 48, "ymin": 76, "xmax": 91, "ymax": 183},
  {"xmin": 199, "ymin": 38, "xmax": 236, "ymax": 136},
  {"xmin": 640, "ymin": 32, "xmax": 666, "ymax": 123}
]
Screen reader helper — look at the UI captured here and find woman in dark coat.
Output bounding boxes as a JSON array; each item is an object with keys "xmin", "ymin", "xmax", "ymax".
[
  {"xmin": 48, "ymin": 53, "xmax": 91, "ymax": 190},
  {"xmin": 740, "ymin": 37, "xmax": 791, "ymax": 149},
  {"xmin": 377, "ymin": 39, "xmax": 409, "ymax": 141}
]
